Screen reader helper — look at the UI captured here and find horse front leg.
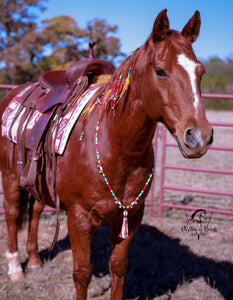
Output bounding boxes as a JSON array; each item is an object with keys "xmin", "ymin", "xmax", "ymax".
[
  {"xmin": 2, "ymin": 170, "xmax": 25, "ymax": 281},
  {"xmin": 26, "ymin": 197, "xmax": 44, "ymax": 270},
  {"xmin": 67, "ymin": 203, "xmax": 93, "ymax": 300},
  {"xmin": 109, "ymin": 204, "xmax": 144, "ymax": 300}
]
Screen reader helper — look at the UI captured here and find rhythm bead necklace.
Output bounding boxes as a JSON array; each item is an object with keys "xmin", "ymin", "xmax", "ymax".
[{"xmin": 95, "ymin": 119, "xmax": 155, "ymax": 239}]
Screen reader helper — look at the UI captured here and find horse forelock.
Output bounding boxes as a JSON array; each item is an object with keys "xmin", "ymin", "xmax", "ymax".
[{"xmin": 145, "ymin": 30, "xmax": 195, "ymax": 63}]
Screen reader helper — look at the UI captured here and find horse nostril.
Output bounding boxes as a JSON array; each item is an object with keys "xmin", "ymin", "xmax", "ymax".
[
  {"xmin": 208, "ymin": 128, "xmax": 214, "ymax": 146},
  {"xmin": 184, "ymin": 128, "xmax": 197, "ymax": 148}
]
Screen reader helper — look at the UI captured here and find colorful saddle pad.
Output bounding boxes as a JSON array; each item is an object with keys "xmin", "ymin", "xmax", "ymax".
[{"xmin": 2, "ymin": 83, "xmax": 100, "ymax": 155}]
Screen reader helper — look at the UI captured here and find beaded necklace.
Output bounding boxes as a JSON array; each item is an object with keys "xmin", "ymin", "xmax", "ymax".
[{"xmin": 95, "ymin": 120, "xmax": 155, "ymax": 239}]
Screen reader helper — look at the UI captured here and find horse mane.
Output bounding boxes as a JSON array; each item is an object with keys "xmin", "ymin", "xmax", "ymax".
[
  {"xmin": 93, "ymin": 40, "xmax": 149, "ymax": 100},
  {"xmin": 82, "ymin": 53, "xmax": 136, "ymax": 120}
]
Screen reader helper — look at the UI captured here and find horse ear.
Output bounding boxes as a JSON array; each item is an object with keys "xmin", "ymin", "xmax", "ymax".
[
  {"xmin": 182, "ymin": 10, "xmax": 201, "ymax": 43},
  {"xmin": 152, "ymin": 9, "xmax": 170, "ymax": 43}
]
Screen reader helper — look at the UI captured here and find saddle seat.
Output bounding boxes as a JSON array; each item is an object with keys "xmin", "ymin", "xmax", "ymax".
[
  {"xmin": 35, "ymin": 57, "xmax": 115, "ymax": 113},
  {"xmin": 65, "ymin": 57, "xmax": 115, "ymax": 86},
  {"xmin": 36, "ymin": 70, "xmax": 70, "ymax": 113},
  {"xmin": 39, "ymin": 69, "xmax": 67, "ymax": 88}
]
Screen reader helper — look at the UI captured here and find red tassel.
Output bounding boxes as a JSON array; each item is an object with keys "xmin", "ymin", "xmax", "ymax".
[{"xmin": 118, "ymin": 209, "xmax": 129, "ymax": 239}]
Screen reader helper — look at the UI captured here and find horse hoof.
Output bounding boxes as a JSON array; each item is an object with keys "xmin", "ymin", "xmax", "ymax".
[
  {"xmin": 9, "ymin": 271, "xmax": 24, "ymax": 281},
  {"xmin": 27, "ymin": 264, "xmax": 41, "ymax": 272}
]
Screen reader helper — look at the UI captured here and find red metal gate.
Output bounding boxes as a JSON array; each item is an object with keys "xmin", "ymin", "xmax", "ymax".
[{"xmin": 147, "ymin": 93, "xmax": 233, "ymax": 217}]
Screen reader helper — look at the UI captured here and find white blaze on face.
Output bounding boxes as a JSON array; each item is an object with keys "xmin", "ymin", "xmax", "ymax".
[{"xmin": 177, "ymin": 53, "xmax": 200, "ymax": 113}]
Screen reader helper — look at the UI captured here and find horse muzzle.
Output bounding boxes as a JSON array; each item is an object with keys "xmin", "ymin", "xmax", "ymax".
[{"xmin": 175, "ymin": 127, "xmax": 214, "ymax": 158}]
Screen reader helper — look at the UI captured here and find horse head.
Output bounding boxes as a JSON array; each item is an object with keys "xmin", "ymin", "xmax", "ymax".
[{"xmin": 133, "ymin": 9, "xmax": 213, "ymax": 158}]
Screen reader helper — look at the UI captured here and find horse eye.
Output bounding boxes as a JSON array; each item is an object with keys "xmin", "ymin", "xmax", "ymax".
[{"xmin": 155, "ymin": 67, "xmax": 167, "ymax": 77}]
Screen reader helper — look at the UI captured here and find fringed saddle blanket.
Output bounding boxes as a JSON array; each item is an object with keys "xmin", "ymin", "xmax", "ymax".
[{"xmin": 2, "ymin": 83, "xmax": 100, "ymax": 155}]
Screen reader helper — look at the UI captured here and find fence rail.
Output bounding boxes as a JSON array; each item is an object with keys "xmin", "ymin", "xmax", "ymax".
[
  {"xmin": 0, "ymin": 85, "xmax": 233, "ymax": 218},
  {"xmin": 0, "ymin": 84, "xmax": 18, "ymax": 90}
]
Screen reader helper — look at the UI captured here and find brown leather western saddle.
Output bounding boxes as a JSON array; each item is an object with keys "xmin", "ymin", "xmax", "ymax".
[
  {"xmin": 7, "ymin": 42, "xmax": 115, "ymax": 250},
  {"xmin": 12, "ymin": 42, "xmax": 115, "ymax": 196}
]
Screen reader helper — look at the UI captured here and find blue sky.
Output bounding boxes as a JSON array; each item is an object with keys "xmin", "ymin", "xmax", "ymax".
[{"xmin": 38, "ymin": 0, "xmax": 233, "ymax": 61}]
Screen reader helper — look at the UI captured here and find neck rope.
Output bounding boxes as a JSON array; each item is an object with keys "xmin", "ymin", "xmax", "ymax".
[{"xmin": 94, "ymin": 68, "xmax": 155, "ymax": 238}]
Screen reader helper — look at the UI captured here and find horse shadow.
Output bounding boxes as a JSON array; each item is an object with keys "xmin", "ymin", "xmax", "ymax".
[{"xmin": 36, "ymin": 222, "xmax": 233, "ymax": 300}]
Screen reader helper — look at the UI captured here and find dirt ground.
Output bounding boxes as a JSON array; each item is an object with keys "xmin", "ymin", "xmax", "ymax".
[
  {"xmin": 0, "ymin": 213, "xmax": 233, "ymax": 300},
  {"xmin": 0, "ymin": 110, "xmax": 233, "ymax": 300}
]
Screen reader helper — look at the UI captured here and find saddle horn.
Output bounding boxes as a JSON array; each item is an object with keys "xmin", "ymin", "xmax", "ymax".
[{"xmin": 88, "ymin": 41, "xmax": 96, "ymax": 58}]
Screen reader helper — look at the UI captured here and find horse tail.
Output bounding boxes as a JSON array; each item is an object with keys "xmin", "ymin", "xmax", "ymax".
[{"xmin": 7, "ymin": 187, "xmax": 31, "ymax": 231}]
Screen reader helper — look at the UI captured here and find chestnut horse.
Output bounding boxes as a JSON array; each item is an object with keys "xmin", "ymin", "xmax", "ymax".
[{"xmin": 0, "ymin": 9, "xmax": 213, "ymax": 300}]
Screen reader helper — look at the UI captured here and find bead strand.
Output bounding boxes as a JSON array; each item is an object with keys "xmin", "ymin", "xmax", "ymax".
[{"xmin": 95, "ymin": 118, "xmax": 155, "ymax": 236}]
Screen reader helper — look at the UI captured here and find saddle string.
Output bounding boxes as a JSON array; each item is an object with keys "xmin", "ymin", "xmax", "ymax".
[
  {"xmin": 48, "ymin": 116, "xmax": 60, "ymax": 251},
  {"xmin": 18, "ymin": 108, "xmax": 36, "ymax": 175},
  {"xmin": 7, "ymin": 103, "xmax": 26, "ymax": 173}
]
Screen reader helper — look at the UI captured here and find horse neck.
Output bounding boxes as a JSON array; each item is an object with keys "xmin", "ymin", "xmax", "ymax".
[
  {"xmin": 98, "ymin": 49, "xmax": 157, "ymax": 162},
  {"xmin": 103, "ymin": 82, "xmax": 156, "ymax": 161}
]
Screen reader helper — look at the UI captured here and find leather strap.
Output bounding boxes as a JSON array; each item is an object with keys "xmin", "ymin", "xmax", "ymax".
[
  {"xmin": 20, "ymin": 151, "xmax": 41, "ymax": 188},
  {"xmin": 16, "ymin": 107, "xmax": 32, "ymax": 175}
]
